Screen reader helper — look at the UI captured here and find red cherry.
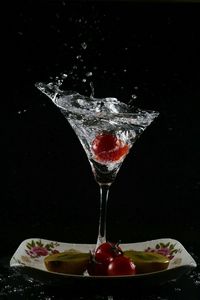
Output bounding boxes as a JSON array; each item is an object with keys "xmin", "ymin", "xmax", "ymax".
[
  {"xmin": 107, "ymin": 255, "xmax": 136, "ymax": 276},
  {"xmin": 95, "ymin": 242, "xmax": 122, "ymax": 265},
  {"xmin": 92, "ymin": 133, "xmax": 129, "ymax": 162},
  {"xmin": 87, "ymin": 242, "xmax": 123, "ymax": 276}
]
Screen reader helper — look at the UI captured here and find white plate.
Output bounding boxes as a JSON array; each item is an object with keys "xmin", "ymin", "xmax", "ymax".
[{"xmin": 10, "ymin": 237, "xmax": 197, "ymax": 289}]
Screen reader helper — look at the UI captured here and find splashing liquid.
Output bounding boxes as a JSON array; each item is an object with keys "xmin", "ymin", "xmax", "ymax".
[{"xmin": 35, "ymin": 78, "xmax": 159, "ymax": 161}]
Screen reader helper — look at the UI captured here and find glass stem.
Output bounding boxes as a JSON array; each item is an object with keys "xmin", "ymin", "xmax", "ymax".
[{"xmin": 96, "ymin": 183, "xmax": 111, "ymax": 249}]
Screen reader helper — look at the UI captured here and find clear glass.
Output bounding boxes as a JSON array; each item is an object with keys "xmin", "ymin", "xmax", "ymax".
[
  {"xmin": 36, "ymin": 80, "xmax": 159, "ymax": 248},
  {"xmin": 97, "ymin": 184, "xmax": 110, "ymax": 246}
]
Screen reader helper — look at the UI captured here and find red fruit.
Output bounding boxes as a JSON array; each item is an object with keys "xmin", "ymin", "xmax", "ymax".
[
  {"xmin": 91, "ymin": 133, "xmax": 129, "ymax": 162},
  {"xmin": 95, "ymin": 242, "xmax": 122, "ymax": 266},
  {"xmin": 107, "ymin": 256, "xmax": 136, "ymax": 276},
  {"xmin": 87, "ymin": 242, "xmax": 123, "ymax": 276}
]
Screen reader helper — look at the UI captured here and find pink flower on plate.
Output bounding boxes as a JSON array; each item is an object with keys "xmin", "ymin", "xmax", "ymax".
[
  {"xmin": 25, "ymin": 240, "xmax": 60, "ymax": 258},
  {"xmin": 32, "ymin": 246, "xmax": 49, "ymax": 256},
  {"xmin": 157, "ymin": 248, "xmax": 172, "ymax": 257},
  {"xmin": 27, "ymin": 246, "xmax": 49, "ymax": 258},
  {"xmin": 145, "ymin": 242, "xmax": 180, "ymax": 260}
]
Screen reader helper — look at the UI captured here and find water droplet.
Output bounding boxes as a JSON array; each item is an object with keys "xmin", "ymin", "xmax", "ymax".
[
  {"xmin": 81, "ymin": 42, "xmax": 87, "ymax": 50},
  {"xmin": 61, "ymin": 73, "xmax": 68, "ymax": 79},
  {"xmin": 90, "ymin": 82, "xmax": 95, "ymax": 98},
  {"xmin": 131, "ymin": 94, "xmax": 137, "ymax": 100},
  {"xmin": 195, "ymin": 280, "xmax": 200, "ymax": 286},
  {"xmin": 17, "ymin": 109, "xmax": 27, "ymax": 114},
  {"xmin": 86, "ymin": 72, "xmax": 93, "ymax": 77}
]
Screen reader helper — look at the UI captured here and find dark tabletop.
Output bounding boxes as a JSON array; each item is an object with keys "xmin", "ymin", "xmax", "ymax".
[{"xmin": 1, "ymin": 0, "xmax": 200, "ymax": 299}]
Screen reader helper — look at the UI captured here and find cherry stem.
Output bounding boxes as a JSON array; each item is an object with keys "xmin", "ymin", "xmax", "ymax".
[
  {"xmin": 111, "ymin": 241, "xmax": 123, "ymax": 255},
  {"xmin": 115, "ymin": 240, "xmax": 121, "ymax": 248}
]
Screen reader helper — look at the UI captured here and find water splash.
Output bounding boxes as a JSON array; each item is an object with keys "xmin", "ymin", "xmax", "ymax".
[
  {"xmin": 35, "ymin": 80, "xmax": 159, "ymax": 130},
  {"xmin": 0, "ymin": 264, "xmax": 45, "ymax": 299}
]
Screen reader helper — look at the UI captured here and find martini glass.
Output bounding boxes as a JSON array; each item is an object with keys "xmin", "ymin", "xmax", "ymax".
[{"xmin": 36, "ymin": 81, "xmax": 159, "ymax": 248}]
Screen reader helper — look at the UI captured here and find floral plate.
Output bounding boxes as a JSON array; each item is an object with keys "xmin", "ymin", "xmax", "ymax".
[{"xmin": 10, "ymin": 238, "xmax": 197, "ymax": 290}]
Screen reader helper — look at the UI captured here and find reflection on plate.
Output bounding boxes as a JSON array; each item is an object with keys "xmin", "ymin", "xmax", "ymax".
[{"xmin": 10, "ymin": 238, "xmax": 197, "ymax": 290}]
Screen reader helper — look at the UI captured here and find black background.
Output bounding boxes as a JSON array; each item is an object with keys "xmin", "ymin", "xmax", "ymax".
[{"xmin": 1, "ymin": 0, "xmax": 200, "ymax": 299}]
